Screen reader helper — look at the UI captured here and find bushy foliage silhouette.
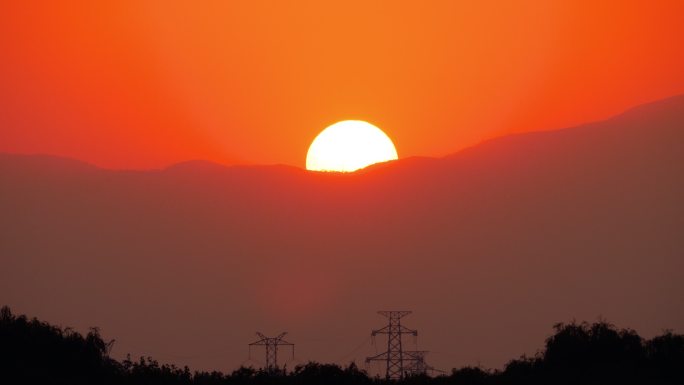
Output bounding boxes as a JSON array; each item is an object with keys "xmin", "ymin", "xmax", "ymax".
[{"xmin": 1, "ymin": 306, "xmax": 682, "ymax": 385}]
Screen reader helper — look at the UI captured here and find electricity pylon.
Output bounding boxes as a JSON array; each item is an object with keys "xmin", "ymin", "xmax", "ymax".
[
  {"xmin": 365, "ymin": 311, "xmax": 418, "ymax": 380},
  {"xmin": 404, "ymin": 351, "xmax": 434, "ymax": 376},
  {"xmin": 248, "ymin": 332, "xmax": 294, "ymax": 371}
]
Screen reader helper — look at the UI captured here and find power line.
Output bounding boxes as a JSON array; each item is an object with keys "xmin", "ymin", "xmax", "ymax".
[{"xmin": 334, "ymin": 336, "xmax": 373, "ymax": 364}]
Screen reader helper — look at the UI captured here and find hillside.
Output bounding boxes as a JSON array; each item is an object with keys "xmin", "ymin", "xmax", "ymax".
[{"xmin": 1, "ymin": 95, "xmax": 683, "ymax": 373}]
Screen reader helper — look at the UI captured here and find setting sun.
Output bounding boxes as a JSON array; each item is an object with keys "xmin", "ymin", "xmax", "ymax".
[
  {"xmin": 306, "ymin": 120, "xmax": 398, "ymax": 172},
  {"xmin": 2, "ymin": 1, "xmax": 684, "ymax": 381}
]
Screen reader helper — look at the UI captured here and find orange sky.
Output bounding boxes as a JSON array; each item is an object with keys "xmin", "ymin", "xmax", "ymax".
[{"xmin": 1, "ymin": 1, "xmax": 683, "ymax": 169}]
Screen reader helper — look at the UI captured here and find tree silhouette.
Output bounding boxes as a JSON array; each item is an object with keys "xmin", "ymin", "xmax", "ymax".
[{"xmin": 1, "ymin": 306, "xmax": 682, "ymax": 385}]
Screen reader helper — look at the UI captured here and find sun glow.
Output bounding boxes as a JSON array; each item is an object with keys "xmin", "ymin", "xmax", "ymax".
[{"xmin": 306, "ymin": 120, "xmax": 398, "ymax": 172}]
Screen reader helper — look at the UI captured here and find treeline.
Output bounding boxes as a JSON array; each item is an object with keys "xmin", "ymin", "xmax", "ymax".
[{"xmin": 1, "ymin": 306, "xmax": 683, "ymax": 385}]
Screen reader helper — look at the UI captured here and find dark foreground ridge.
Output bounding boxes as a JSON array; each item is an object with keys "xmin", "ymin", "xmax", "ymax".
[{"xmin": 1, "ymin": 306, "xmax": 682, "ymax": 385}]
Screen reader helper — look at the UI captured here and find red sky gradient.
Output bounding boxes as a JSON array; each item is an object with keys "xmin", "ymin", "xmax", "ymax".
[{"xmin": 1, "ymin": 1, "xmax": 683, "ymax": 169}]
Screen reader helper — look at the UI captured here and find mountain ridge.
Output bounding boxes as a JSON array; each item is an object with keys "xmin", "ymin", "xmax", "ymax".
[
  {"xmin": 3, "ymin": 93, "xmax": 682, "ymax": 177},
  {"xmin": 0, "ymin": 94, "xmax": 682, "ymax": 373}
]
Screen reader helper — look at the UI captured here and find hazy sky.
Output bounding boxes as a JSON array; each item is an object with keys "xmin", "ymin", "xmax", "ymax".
[
  {"xmin": 1, "ymin": 1, "xmax": 683, "ymax": 169},
  {"xmin": 2, "ymin": 96, "xmax": 682, "ymax": 371}
]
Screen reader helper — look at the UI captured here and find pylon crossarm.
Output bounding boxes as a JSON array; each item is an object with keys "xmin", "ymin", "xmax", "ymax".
[
  {"xmin": 399, "ymin": 325, "xmax": 418, "ymax": 335},
  {"xmin": 365, "ymin": 352, "xmax": 389, "ymax": 362},
  {"xmin": 377, "ymin": 311, "xmax": 412, "ymax": 318},
  {"xmin": 274, "ymin": 332, "xmax": 288, "ymax": 340},
  {"xmin": 372, "ymin": 327, "xmax": 417, "ymax": 336},
  {"xmin": 371, "ymin": 325, "xmax": 391, "ymax": 335}
]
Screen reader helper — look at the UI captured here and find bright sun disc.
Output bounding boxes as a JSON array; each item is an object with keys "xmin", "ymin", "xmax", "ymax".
[{"xmin": 306, "ymin": 120, "xmax": 398, "ymax": 172}]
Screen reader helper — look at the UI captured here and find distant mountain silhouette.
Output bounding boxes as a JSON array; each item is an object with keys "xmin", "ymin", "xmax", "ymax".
[
  {"xmin": 0, "ymin": 95, "xmax": 683, "ymax": 373},
  {"xmin": 2, "ymin": 306, "xmax": 683, "ymax": 384}
]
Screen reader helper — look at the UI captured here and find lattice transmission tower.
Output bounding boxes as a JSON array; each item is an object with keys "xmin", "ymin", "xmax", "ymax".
[
  {"xmin": 365, "ymin": 311, "xmax": 418, "ymax": 380},
  {"xmin": 404, "ymin": 351, "xmax": 437, "ymax": 376},
  {"xmin": 248, "ymin": 332, "xmax": 294, "ymax": 371}
]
